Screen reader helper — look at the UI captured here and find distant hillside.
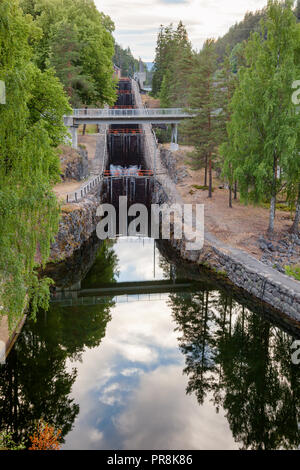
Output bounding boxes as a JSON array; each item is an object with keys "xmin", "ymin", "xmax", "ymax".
[{"xmin": 215, "ymin": 9, "xmax": 266, "ymax": 61}]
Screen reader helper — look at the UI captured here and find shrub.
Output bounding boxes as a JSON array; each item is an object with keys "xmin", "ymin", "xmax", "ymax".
[{"xmin": 29, "ymin": 420, "xmax": 62, "ymax": 451}]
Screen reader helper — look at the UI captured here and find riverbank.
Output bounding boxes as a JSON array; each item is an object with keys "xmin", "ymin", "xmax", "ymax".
[{"xmin": 157, "ymin": 145, "xmax": 300, "ymax": 321}]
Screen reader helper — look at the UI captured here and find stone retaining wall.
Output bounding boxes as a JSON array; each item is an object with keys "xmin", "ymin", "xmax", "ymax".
[
  {"xmin": 155, "ymin": 148, "xmax": 300, "ymax": 322},
  {"xmin": 170, "ymin": 234, "xmax": 300, "ymax": 321},
  {"xmin": 50, "ymin": 189, "xmax": 100, "ymax": 262}
]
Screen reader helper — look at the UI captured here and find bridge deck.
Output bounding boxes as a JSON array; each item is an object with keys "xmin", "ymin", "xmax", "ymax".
[{"xmin": 65, "ymin": 108, "xmax": 193, "ymax": 126}]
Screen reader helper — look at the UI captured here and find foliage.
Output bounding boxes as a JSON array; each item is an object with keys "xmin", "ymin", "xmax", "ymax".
[
  {"xmin": 0, "ymin": 0, "xmax": 70, "ymax": 328},
  {"xmin": 29, "ymin": 420, "xmax": 62, "ymax": 450},
  {"xmin": 183, "ymin": 39, "xmax": 223, "ymax": 197},
  {"xmin": 20, "ymin": 0, "xmax": 117, "ymax": 107},
  {"xmin": 169, "ymin": 288, "xmax": 300, "ymax": 449},
  {"xmin": 0, "ymin": 270, "xmax": 114, "ymax": 447},
  {"xmin": 0, "ymin": 430, "xmax": 26, "ymax": 450},
  {"xmin": 152, "ymin": 21, "xmax": 193, "ymax": 101},
  {"xmin": 215, "ymin": 9, "xmax": 266, "ymax": 61},
  {"xmin": 221, "ymin": 0, "xmax": 300, "ymax": 232},
  {"xmin": 285, "ymin": 265, "xmax": 300, "ymax": 281}
]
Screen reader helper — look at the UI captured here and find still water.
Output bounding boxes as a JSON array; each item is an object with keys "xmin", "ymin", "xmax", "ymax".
[{"xmin": 0, "ymin": 237, "xmax": 299, "ymax": 450}]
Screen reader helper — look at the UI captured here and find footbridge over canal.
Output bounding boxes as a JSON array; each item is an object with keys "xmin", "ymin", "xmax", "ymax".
[
  {"xmin": 63, "ymin": 78, "xmax": 194, "ymax": 204},
  {"xmin": 64, "ymin": 107, "xmax": 194, "ymax": 149}
]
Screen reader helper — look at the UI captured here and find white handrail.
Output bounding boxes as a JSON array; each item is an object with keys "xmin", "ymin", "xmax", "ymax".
[{"xmin": 72, "ymin": 108, "xmax": 190, "ymax": 118}]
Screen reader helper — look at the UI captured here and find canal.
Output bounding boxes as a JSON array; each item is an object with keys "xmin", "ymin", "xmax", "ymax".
[{"xmin": 0, "ymin": 235, "xmax": 299, "ymax": 450}]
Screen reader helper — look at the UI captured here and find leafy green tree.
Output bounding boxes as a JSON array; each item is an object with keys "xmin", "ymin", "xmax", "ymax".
[
  {"xmin": 20, "ymin": 0, "xmax": 116, "ymax": 107},
  {"xmin": 221, "ymin": 0, "xmax": 300, "ymax": 233},
  {"xmin": 0, "ymin": 0, "xmax": 70, "ymax": 326}
]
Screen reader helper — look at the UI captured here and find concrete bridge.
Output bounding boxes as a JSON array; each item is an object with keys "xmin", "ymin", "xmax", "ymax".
[{"xmin": 64, "ymin": 107, "xmax": 193, "ymax": 149}]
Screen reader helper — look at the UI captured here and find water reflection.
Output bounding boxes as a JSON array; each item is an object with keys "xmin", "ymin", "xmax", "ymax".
[
  {"xmin": 170, "ymin": 291, "xmax": 300, "ymax": 450},
  {"xmin": 0, "ymin": 237, "xmax": 299, "ymax": 450}
]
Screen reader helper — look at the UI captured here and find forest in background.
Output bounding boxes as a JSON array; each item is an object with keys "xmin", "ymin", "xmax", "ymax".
[{"xmin": 152, "ymin": 0, "xmax": 300, "ymax": 242}]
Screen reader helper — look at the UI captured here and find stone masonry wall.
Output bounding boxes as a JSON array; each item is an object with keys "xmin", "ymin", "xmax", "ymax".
[
  {"xmin": 155, "ymin": 147, "xmax": 300, "ymax": 322},
  {"xmin": 50, "ymin": 189, "xmax": 100, "ymax": 262}
]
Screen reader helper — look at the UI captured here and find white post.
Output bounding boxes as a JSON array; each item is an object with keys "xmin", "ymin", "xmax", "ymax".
[
  {"xmin": 170, "ymin": 123, "xmax": 179, "ymax": 151},
  {"xmin": 70, "ymin": 125, "xmax": 78, "ymax": 149}
]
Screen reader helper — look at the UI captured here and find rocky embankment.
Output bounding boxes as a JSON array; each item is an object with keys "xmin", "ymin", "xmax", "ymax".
[
  {"xmin": 49, "ymin": 136, "xmax": 105, "ymax": 263},
  {"xmin": 160, "ymin": 147, "xmax": 189, "ymax": 184},
  {"xmin": 59, "ymin": 145, "xmax": 89, "ymax": 181},
  {"xmin": 259, "ymin": 234, "xmax": 300, "ymax": 274},
  {"xmin": 50, "ymin": 190, "xmax": 100, "ymax": 262}
]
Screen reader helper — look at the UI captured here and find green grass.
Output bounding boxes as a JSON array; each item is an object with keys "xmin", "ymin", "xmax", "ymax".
[
  {"xmin": 285, "ymin": 265, "xmax": 300, "ymax": 281},
  {"xmin": 260, "ymin": 201, "xmax": 295, "ymax": 213},
  {"xmin": 192, "ymin": 184, "xmax": 215, "ymax": 192},
  {"xmin": 79, "ymin": 124, "xmax": 98, "ymax": 135}
]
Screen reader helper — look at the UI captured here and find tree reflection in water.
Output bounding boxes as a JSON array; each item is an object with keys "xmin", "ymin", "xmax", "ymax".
[
  {"xmin": 0, "ymin": 242, "xmax": 118, "ymax": 447},
  {"xmin": 1, "ymin": 237, "xmax": 300, "ymax": 450},
  {"xmin": 169, "ymin": 290, "xmax": 300, "ymax": 450}
]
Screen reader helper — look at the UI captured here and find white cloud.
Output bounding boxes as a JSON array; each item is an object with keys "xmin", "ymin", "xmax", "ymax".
[
  {"xmin": 95, "ymin": 0, "xmax": 269, "ymax": 61},
  {"xmin": 114, "ymin": 237, "xmax": 166, "ymax": 282},
  {"xmin": 114, "ymin": 365, "xmax": 237, "ymax": 450}
]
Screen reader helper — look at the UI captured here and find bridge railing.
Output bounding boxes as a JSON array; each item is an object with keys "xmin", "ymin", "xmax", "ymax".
[{"xmin": 73, "ymin": 108, "xmax": 191, "ymax": 118}]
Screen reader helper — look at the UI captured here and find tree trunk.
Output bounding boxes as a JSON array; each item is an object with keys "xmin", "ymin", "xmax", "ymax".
[
  {"xmin": 229, "ymin": 163, "xmax": 233, "ymax": 208},
  {"xmin": 234, "ymin": 181, "xmax": 237, "ymax": 200},
  {"xmin": 82, "ymin": 106, "xmax": 88, "ymax": 135},
  {"xmin": 208, "ymin": 156, "xmax": 212, "ymax": 198},
  {"xmin": 290, "ymin": 184, "xmax": 300, "ymax": 234},
  {"xmin": 268, "ymin": 155, "xmax": 277, "ymax": 235},
  {"xmin": 229, "ymin": 185, "xmax": 232, "ymax": 208},
  {"xmin": 204, "ymin": 155, "xmax": 208, "ymax": 187}
]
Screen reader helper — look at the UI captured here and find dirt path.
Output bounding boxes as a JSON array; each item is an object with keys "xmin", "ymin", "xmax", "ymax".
[
  {"xmin": 54, "ymin": 134, "xmax": 99, "ymax": 202},
  {"xmin": 78, "ymin": 134, "xmax": 98, "ymax": 161},
  {"xmin": 54, "ymin": 181, "xmax": 83, "ymax": 202},
  {"xmin": 166, "ymin": 144, "xmax": 294, "ymax": 259}
]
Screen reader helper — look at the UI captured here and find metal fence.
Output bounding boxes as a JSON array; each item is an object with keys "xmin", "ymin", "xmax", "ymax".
[
  {"xmin": 66, "ymin": 175, "xmax": 103, "ymax": 204},
  {"xmin": 65, "ymin": 129, "xmax": 108, "ymax": 203}
]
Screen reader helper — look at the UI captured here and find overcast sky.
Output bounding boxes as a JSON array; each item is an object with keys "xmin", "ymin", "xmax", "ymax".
[{"xmin": 95, "ymin": 0, "xmax": 270, "ymax": 62}]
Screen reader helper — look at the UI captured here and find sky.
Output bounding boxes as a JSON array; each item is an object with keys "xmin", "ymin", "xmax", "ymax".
[{"xmin": 95, "ymin": 0, "xmax": 269, "ymax": 62}]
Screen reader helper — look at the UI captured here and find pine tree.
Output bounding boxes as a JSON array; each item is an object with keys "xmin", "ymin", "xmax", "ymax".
[
  {"xmin": 184, "ymin": 39, "xmax": 221, "ymax": 198},
  {"xmin": 49, "ymin": 22, "xmax": 96, "ymax": 107},
  {"xmin": 159, "ymin": 72, "xmax": 171, "ymax": 108},
  {"xmin": 153, "ymin": 21, "xmax": 193, "ymax": 104}
]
